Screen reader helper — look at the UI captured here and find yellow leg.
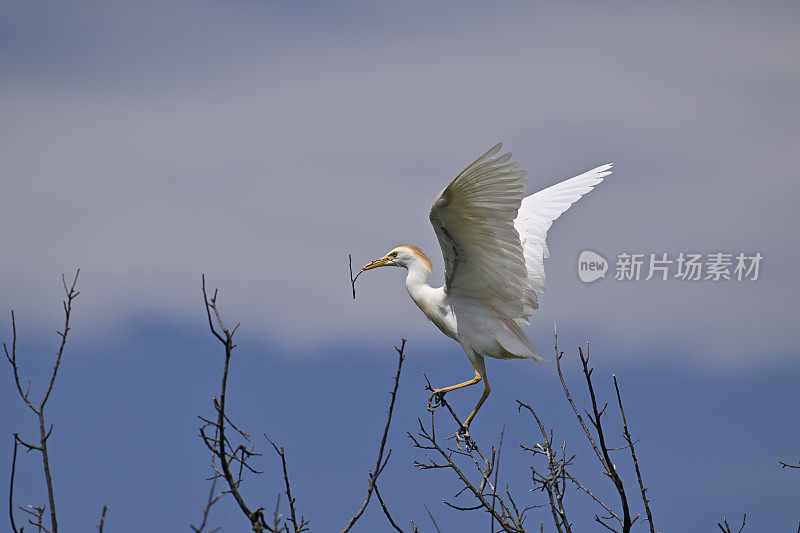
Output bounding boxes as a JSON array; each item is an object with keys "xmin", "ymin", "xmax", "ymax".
[
  {"xmin": 432, "ymin": 367, "xmax": 482, "ymax": 396},
  {"xmin": 463, "ymin": 377, "xmax": 491, "ymax": 428},
  {"xmin": 429, "ymin": 357, "xmax": 491, "ymax": 429}
]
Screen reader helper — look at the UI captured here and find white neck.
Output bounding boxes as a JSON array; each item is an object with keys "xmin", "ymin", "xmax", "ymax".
[
  {"xmin": 403, "ymin": 258, "xmax": 457, "ymax": 340},
  {"xmin": 404, "ymin": 260, "xmax": 434, "ymax": 308}
]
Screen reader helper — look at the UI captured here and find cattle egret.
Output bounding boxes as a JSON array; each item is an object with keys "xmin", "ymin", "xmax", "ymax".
[{"xmin": 361, "ymin": 143, "xmax": 611, "ymax": 432}]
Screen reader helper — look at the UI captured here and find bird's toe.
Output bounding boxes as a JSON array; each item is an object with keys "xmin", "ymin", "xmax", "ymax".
[
  {"xmin": 455, "ymin": 425, "xmax": 473, "ymax": 449},
  {"xmin": 427, "ymin": 389, "xmax": 446, "ymax": 411}
]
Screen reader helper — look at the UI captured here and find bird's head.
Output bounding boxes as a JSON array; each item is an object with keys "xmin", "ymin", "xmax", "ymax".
[{"xmin": 361, "ymin": 245, "xmax": 432, "ymax": 273}]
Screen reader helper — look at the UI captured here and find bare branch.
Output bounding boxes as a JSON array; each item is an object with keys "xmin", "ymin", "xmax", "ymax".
[
  {"xmin": 266, "ymin": 437, "xmax": 309, "ymax": 533},
  {"xmin": 517, "ymin": 401, "xmax": 572, "ymax": 533},
  {"xmin": 613, "ymin": 375, "xmax": 655, "ymax": 533},
  {"xmin": 410, "ymin": 328, "xmax": 660, "ymax": 533},
  {"xmin": 348, "ymin": 254, "xmax": 365, "ymax": 300},
  {"xmin": 577, "ymin": 344, "xmax": 632, "ymax": 531},
  {"xmin": 442, "ymin": 499, "xmax": 483, "ymax": 511},
  {"xmin": 563, "ymin": 471, "xmax": 619, "ymax": 523},
  {"xmin": 9, "ymin": 435, "xmax": 21, "ymax": 533},
  {"xmin": 5, "ymin": 311, "xmax": 38, "ymax": 414},
  {"xmin": 717, "ymin": 513, "xmax": 746, "ymax": 533},
  {"xmin": 423, "ymin": 502, "xmax": 442, "ymax": 533},
  {"xmin": 490, "ymin": 425, "xmax": 506, "ymax": 533},
  {"xmin": 97, "ymin": 504, "xmax": 109, "ymax": 533},
  {"xmin": 409, "ymin": 327, "xmax": 656, "ymax": 533},
  {"xmin": 554, "ymin": 326, "xmax": 605, "ymax": 469},
  {"xmin": 5, "ymin": 271, "xmax": 80, "ymax": 533},
  {"xmin": 21, "ymin": 503, "xmax": 51, "ymax": 533},
  {"xmin": 191, "ymin": 480, "xmax": 222, "ymax": 533},
  {"xmin": 340, "ymin": 339, "xmax": 407, "ymax": 532},
  {"xmin": 200, "ymin": 275, "xmax": 430, "ymax": 532},
  {"xmin": 409, "ymin": 403, "xmax": 525, "ymax": 533},
  {"xmin": 200, "ymin": 275, "xmax": 268, "ymax": 532},
  {"xmin": 374, "ymin": 483, "xmax": 416, "ymax": 533},
  {"xmin": 41, "ymin": 270, "xmax": 80, "ymax": 409}
]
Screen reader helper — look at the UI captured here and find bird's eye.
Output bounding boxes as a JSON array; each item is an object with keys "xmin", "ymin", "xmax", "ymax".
[{"xmin": 389, "ymin": 252, "xmax": 398, "ymax": 258}]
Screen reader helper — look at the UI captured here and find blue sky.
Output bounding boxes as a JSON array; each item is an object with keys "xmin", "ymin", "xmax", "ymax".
[{"xmin": 2, "ymin": 1, "xmax": 799, "ymax": 531}]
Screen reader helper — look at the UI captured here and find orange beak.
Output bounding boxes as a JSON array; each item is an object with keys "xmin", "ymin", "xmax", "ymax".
[{"xmin": 361, "ymin": 257, "xmax": 391, "ymax": 271}]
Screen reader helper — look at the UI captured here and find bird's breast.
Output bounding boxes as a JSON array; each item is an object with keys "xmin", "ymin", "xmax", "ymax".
[{"xmin": 411, "ymin": 291, "xmax": 458, "ymax": 341}]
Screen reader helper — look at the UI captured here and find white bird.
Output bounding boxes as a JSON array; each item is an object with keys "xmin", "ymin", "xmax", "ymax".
[{"xmin": 361, "ymin": 143, "xmax": 611, "ymax": 432}]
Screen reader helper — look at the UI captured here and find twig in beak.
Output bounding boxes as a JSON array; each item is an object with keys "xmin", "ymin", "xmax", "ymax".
[{"xmin": 349, "ymin": 254, "xmax": 365, "ymax": 300}]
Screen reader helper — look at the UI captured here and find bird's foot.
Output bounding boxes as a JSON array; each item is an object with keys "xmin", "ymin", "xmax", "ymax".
[
  {"xmin": 427, "ymin": 389, "xmax": 446, "ymax": 411},
  {"xmin": 454, "ymin": 425, "xmax": 474, "ymax": 450}
]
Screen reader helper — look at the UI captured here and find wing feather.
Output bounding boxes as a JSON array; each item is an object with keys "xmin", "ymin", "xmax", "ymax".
[
  {"xmin": 430, "ymin": 145, "xmax": 611, "ymax": 329},
  {"xmin": 514, "ymin": 163, "xmax": 613, "ymax": 319},
  {"xmin": 430, "ymin": 144, "xmax": 528, "ymax": 318}
]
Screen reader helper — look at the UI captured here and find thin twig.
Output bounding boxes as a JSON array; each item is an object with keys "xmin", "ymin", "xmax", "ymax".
[
  {"xmin": 717, "ymin": 513, "xmax": 746, "ymax": 533},
  {"xmin": 340, "ymin": 339, "xmax": 407, "ymax": 532},
  {"xmin": 191, "ymin": 480, "xmax": 222, "ymax": 533},
  {"xmin": 9, "ymin": 435, "xmax": 20, "ymax": 533},
  {"xmin": 564, "ymin": 471, "xmax": 619, "ymax": 523},
  {"xmin": 200, "ymin": 275, "xmax": 268, "ymax": 532},
  {"xmin": 577, "ymin": 343, "xmax": 632, "ymax": 532},
  {"xmin": 266, "ymin": 437, "xmax": 309, "ymax": 532},
  {"xmin": 374, "ymin": 483, "xmax": 413, "ymax": 533},
  {"xmin": 349, "ymin": 254, "xmax": 364, "ymax": 300},
  {"xmin": 21, "ymin": 503, "xmax": 50, "ymax": 532},
  {"xmin": 423, "ymin": 502, "xmax": 442, "ymax": 533},
  {"xmin": 517, "ymin": 401, "xmax": 572, "ymax": 533},
  {"xmin": 410, "ymin": 399, "xmax": 524, "ymax": 532},
  {"xmin": 613, "ymin": 375, "xmax": 654, "ymax": 533},
  {"xmin": 491, "ymin": 426, "xmax": 506, "ymax": 533},
  {"xmin": 5, "ymin": 270, "xmax": 80, "ymax": 533},
  {"xmin": 554, "ymin": 328, "xmax": 607, "ymax": 469},
  {"xmin": 97, "ymin": 504, "xmax": 109, "ymax": 533}
]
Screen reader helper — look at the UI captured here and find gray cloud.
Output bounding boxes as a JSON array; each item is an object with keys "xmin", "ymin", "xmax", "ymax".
[{"xmin": 1, "ymin": 1, "xmax": 798, "ymax": 364}]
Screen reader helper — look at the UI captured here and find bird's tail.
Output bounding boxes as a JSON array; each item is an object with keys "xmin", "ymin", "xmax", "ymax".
[{"xmin": 498, "ymin": 317, "xmax": 544, "ymax": 361}]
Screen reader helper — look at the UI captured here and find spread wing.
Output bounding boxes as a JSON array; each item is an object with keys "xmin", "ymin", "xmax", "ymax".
[
  {"xmin": 429, "ymin": 143, "xmax": 528, "ymax": 318},
  {"xmin": 514, "ymin": 163, "xmax": 613, "ymax": 320}
]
